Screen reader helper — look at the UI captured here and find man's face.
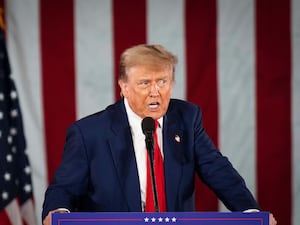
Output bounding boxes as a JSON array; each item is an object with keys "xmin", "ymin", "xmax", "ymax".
[{"xmin": 119, "ymin": 65, "xmax": 174, "ymax": 120}]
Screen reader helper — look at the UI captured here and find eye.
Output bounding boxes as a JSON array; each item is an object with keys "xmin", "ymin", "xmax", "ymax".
[
  {"xmin": 157, "ymin": 79, "xmax": 168, "ymax": 87},
  {"xmin": 137, "ymin": 80, "xmax": 150, "ymax": 88}
]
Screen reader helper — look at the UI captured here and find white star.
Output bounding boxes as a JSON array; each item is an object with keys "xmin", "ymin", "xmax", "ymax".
[
  {"xmin": 165, "ymin": 217, "xmax": 170, "ymax": 222},
  {"xmin": 4, "ymin": 172, "xmax": 11, "ymax": 181},
  {"xmin": 10, "ymin": 90, "xmax": 17, "ymax": 99},
  {"xmin": 0, "ymin": 92, "xmax": 4, "ymax": 101},
  {"xmin": 144, "ymin": 217, "xmax": 150, "ymax": 222},
  {"xmin": 11, "ymin": 146, "xmax": 17, "ymax": 153},
  {"xmin": 6, "ymin": 154, "xmax": 13, "ymax": 162},
  {"xmin": 24, "ymin": 184, "xmax": 32, "ymax": 193},
  {"xmin": 0, "ymin": 111, "xmax": 3, "ymax": 120},
  {"xmin": 158, "ymin": 217, "xmax": 163, "ymax": 222},
  {"xmin": 171, "ymin": 217, "xmax": 177, "ymax": 222},
  {"xmin": 151, "ymin": 217, "xmax": 156, "ymax": 222},
  {"xmin": 10, "ymin": 127, "xmax": 17, "ymax": 135},
  {"xmin": 2, "ymin": 191, "xmax": 9, "ymax": 200},
  {"xmin": 7, "ymin": 135, "xmax": 13, "ymax": 144},
  {"xmin": 24, "ymin": 166, "xmax": 31, "ymax": 175},
  {"xmin": 11, "ymin": 109, "xmax": 18, "ymax": 118}
]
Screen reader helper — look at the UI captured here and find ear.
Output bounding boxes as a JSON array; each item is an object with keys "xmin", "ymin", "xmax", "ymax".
[{"xmin": 118, "ymin": 80, "xmax": 129, "ymax": 97}]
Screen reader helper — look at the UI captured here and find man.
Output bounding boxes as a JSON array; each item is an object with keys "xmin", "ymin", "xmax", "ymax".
[{"xmin": 42, "ymin": 44, "xmax": 276, "ymax": 225}]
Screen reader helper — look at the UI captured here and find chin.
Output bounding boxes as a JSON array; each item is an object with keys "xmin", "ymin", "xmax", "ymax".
[{"xmin": 148, "ymin": 113, "xmax": 163, "ymax": 120}]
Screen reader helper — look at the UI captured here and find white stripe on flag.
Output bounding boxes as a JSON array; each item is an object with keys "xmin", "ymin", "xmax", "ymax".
[
  {"xmin": 292, "ymin": 0, "xmax": 300, "ymax": 224},
  {"xmin": 4, "ymin": 199, "xmax": 23, "ymax": 225},
  {"xmin": 6, "ymin": 0, "xmax": 47, "ymax": 221},
  {"xmin": 217, "ymin": 0, "xmax": 256, "ymax": 211},
  {"xmin": 75, "ymin": 0, "xmax": 114, "ymax": 119},
  {"xmin": 147, "ymin": 0, "xmax": 186, "ymax": 100}
]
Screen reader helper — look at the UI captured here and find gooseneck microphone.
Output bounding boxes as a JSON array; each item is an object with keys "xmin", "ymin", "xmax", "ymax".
[{"xmin": 141, "ymin": 117, "xmax": 159, "ymax": 212}]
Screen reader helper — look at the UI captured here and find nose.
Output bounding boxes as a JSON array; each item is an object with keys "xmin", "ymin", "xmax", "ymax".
[{"xmin": 149, "ymin": 82, "xmax": 159, "ymax": 96}]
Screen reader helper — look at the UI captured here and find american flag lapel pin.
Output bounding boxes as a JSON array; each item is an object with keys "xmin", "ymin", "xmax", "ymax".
[{"xmin": 175, "ymin": 135, "xmax": 181, "ymax": 143}]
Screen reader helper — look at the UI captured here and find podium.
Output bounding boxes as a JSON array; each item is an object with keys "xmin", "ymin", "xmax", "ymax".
[{"xmin": 52, "ymin": 212, "xmax": 269, "ymax": 225}]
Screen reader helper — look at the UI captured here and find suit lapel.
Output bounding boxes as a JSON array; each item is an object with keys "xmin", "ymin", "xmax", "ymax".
[
  {"xmin": 107, "ymin": 100, "xmax": 142, "ymax": 211},
  {"xmin": 163, "ymin": 110, "xmax": 186, "ymax": 211}
]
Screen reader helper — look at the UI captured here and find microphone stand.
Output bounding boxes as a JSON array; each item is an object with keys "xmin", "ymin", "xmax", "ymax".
[{"xmin": 145, "ymin": 134, "xmax": 159, "ymax": 212}]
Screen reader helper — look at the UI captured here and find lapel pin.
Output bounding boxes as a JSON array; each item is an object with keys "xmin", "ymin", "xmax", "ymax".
[{"xmin": 175, "ymin": 135, "xmax": 181, "ymax": 143}]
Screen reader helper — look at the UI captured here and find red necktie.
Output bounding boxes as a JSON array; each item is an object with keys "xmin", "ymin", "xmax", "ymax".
[{"xmin": 145, "ymin": 121, "xmax": 166, "ymax": 212}]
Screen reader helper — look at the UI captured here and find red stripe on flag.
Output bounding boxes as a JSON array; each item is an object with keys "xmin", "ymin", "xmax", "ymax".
[
  {"xmin": 40, "ymin": 0, "xmax": 76, "ymax": 183},
  {"xmin": 185, "ymin": 0, "xmax": 219, "ymax": 211},
  {"xmin": 112, "ymin": 0, "xmax": 147, "ymax": 101},
  {"xmin": 0, "ymin": 211, "xmax": 11, "ymax": 225},
  {"xmin": 255, "ymin": 0, "xmax": 292, "ymax": 224}
]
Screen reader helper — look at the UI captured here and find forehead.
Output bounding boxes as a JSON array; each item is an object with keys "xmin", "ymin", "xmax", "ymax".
[{"xmin": 126, "ymin": 65, "xmax": 173, "ymax": 80}]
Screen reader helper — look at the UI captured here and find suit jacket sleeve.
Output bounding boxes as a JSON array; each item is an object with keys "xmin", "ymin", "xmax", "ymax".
[
  {"xmin": 191, "ymin": 103, "xmax": 260, "ymax": 211},
  {"xmin": 42, "ymin": 123, "xmax": 90, "ymax": 220}
]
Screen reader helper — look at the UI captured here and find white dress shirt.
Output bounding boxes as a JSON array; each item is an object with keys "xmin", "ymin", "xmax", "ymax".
[{"xmin": 124, "ymin": 98, "xmax": 163, "ymax": 210}]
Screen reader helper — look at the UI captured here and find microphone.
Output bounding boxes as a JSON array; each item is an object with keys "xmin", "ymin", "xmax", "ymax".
[
  {"xmin": 142, "ymin": 117, "xmax": 155, "ymax": 153},
  {"xmin": 141, "ymin": 117, "xmax": 159, "ymax": 212}
]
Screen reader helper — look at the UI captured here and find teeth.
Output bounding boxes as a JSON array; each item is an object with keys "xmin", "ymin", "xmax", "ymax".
[
  {"xmin": 149, "ymin": 102, "xmax": 159, "ymax": 108},
  {"xmin": 149, "ymin": 104, "xmax": 158, "ymax": 108}
]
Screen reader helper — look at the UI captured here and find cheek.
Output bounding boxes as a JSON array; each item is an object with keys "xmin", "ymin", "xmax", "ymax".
[
  {"xmin": 162, "ymin": 88, "xmax": 173, "ymax": 99},
  {"xmin": 127, "ymin": 89, "xmax": 146, "ymax": 105}
]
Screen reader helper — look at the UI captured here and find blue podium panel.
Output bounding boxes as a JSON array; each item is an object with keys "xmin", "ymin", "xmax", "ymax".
[{"xmin": 52, "ymin": 212, "xmax": 269, "ymax": 225}]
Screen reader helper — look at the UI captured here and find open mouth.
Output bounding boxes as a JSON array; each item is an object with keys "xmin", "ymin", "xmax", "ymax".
[{"xmin": 149, "ymin": 102, "xmax": 160, "ymax": 109}]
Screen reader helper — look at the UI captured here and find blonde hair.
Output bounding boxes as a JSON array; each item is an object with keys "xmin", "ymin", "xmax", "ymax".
[{"xmin": 119, "ymin": 44, "xmax": 178, "ymax": 81}]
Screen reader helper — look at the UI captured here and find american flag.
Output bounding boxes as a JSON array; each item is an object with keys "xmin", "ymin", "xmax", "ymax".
[
  {"xmin": 1, "ymin": 0, "xmax": 300, "ymax": 225},
  {"xmin": 0, "ymin": 25, "xmax": 37, "ymax": 225}
]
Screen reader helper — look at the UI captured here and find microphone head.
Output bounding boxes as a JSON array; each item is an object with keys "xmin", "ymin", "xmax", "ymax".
[{"xmin": 141, "ymin": 117, "xmax": 155, "ymax": 135}]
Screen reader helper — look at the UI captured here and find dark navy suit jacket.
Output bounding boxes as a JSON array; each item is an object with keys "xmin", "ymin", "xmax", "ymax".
[{"xmin": 42, "ymin": 99, "xmax": 260, "ymax": 220}]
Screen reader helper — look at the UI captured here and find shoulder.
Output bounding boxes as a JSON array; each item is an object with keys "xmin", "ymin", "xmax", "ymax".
[
  {"xmin": 71, "ymin": 99, "xmax": 126, "ymax": 130},
  {"xmin": 168, "ymin": 99, "xmax": 201, "ymax": 114},
  {"xmin": 166, "ymin": 99, "xmax": 203, "ymax": 126}
]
